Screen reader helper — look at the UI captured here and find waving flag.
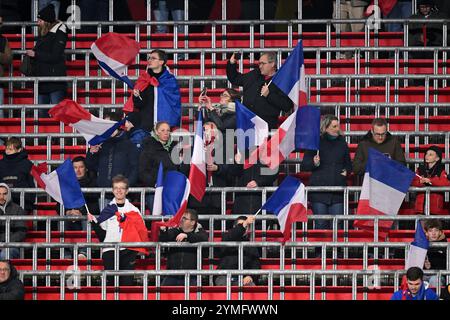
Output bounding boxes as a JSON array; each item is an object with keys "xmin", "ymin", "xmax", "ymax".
[
  {"xmin": 31, "ymin": 159, "xmax": 86, "ymax": 209},
  {"xmin": 91, "ymin": 32, "xmax": 140, "ymax": 88},
  {"xmin": 151, "ymin": 171, "xmax": 191, "ymax": 241},
  {"xmin": 49, "ymin": 99, "xmax": 125, "ymax": 146},
  {"xmin": 262, "ymin": 176, "xmax": 308, "ymax": 242},
  {"xmin": 235, "ymin": 100, "xmax": 268, "ymax": 152},
  {"xmin": 354, "ymin": 148, "xmax": 415, "ymax": 240},
  {"xmin": 244, "ymin": 106, "xmax": 320, "ymax": 169},
  {"xmin": 152, "ymin": 162, "xmax": 164, "ymax": 216},
  {"xmin": 188, "ymin": 111, "xmax": 206, "ymax": 201},
  {"xmin": 271, "ymin": 40, "xmax": 307, "ymax": 107},
  {"xmin": 405, "ymin": 222, "xmax": 429, "ymax": 270}
]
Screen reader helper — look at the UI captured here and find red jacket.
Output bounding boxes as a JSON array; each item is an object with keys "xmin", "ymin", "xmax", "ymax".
[{"xmin": 412, "ymin": 168, "xmax": 450, "ymax": 215}]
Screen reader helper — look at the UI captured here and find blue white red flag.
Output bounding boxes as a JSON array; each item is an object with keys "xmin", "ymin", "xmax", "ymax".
[
  {"xmin": 262, "ymin": 176, "xmax": 308, "ymax": 242},
  {"xmin": 152, "ymin": 162, "xmax": 164, "ymax": 216},
  {"xmin": 405, "ymin": 222, "xmax": 429, "ymax": 270},
  {"xmin": 188, "ymin": 111, "xmax": 206, "ymax": 201},
  {"xmin": 235, "ymin": 100, "xmax": 268, "ymax": 152}
]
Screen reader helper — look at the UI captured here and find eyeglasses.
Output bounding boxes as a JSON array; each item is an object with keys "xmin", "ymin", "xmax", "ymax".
[
  {"xmin": 148, "ymin": 56, "xmax": 161, "ymax": 61},
  {"xmin": 0, "ymin": 268, "xmax": 10, "ymax": 272}
]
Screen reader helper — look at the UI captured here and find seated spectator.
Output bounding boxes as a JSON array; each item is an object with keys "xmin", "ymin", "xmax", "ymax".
[
  {"xmin": 215, "ymin": 215, "xmax": 261, "ymax": 286},
  {"xmin": 0, "ymin": 137, "xmax": 35, "ymax": 211},
  {"xmin": 302, "ymin": 115, "xmax": 352, "ymax": 230},
  {"xmin": 424, "ymin": 219, "xmax": 447, "ymax": 270},
  {"xmin": 391, "ymin": 267, "xmax": 438, "ymax": 300},
  {"xmin": 0, "ymin": 183, "xmax": 27, "ymax": 260},
  {"xmin": 411, "ymin": 146, "xmax": 450, "ymax": 215},
  {"xmin": 353, "ymin": 118, "xmax": 406, "ymax": 177},
  {"xmin": 86, "ymin": 112, "xmax": 139, "ymax": 190},
  {"xmin": 198, "ymin": 88, "xmax": 239, "ymax": 132},
  {"xmin": 88, "ymin": 175, "xmax": 148, "ymax": 286},
  {"xmin": 0, "ymin": 260, "xmax": 24, "ymax": 300},
  {"xmin": 139, "ymin": 121, "xmax": 182, "ymax": 211},
  {"xmin": 124, "ymin": 112, "xmax": 150, "ymax": 153},
  {"xmin": 408, "ymin": 0, "xmax": 448, "ymax": 59},
  {"xmin": 159, "ymin": 209, "xmax": 208, "ymax": 286}
]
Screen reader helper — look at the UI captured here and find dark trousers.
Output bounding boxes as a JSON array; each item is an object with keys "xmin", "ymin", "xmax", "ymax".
[{"xmin": 102, "ymin": 249, "xmax": 137, "ymax": 286}]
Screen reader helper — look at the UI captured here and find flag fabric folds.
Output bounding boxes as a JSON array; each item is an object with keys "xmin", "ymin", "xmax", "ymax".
[
  {"xmin": 405, "ymin": 222, "xmax": 429, "ymax": 270},
  {"xmin": 49, "ymin": 99, "xmax": 125, "ymax": 146},
  {"xmin": 91, "ymin": 32, "xmax": 140, "ymax": 88},
  {"xmin": 31, "ymin": 159, "xmax": 86, "ymax": 209},
  {"xmin": 188, "ymin": 111, "xmax": 206, "ymax": 202},
  {"xmin": 354, "ymin": 148, "xmax": 415, "ymax": 240},
  {"xmin": 262, "ymin": 176, "xmax": 308, "ymax": 242},
  {"xmin": 152, "ymin": 162, "xmax": 164, "ymax": 215},
  {"xmin": 235, "ymin": 100, "xmax": 268, "ymax": 152},
  {"xmin": 271, "ymin": 40, "xmax": 307, "ymax": 107},
  {"xmin": 244, "ymin": 106, "xmax": 320, "ymax": 169}
]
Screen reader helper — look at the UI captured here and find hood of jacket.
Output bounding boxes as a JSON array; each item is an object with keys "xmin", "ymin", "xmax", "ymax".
[
  {"xmin": 2, "ymin": 150, "xmax": 29, "ymax": 164},
  {"xmin": 0, "ymin": 262, "xmax": 18, "ymax": 287},
  {"xmin": 0, "ymin": 182, "xmax": 11, "ymax": 212}
]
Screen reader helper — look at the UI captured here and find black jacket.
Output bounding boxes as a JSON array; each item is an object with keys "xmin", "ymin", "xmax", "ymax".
[
  {"xmin": 217, "ymin": 224, "xmax": 261, "ymax": 283},
  {"xmin": 427, "ymin": 236, "xmax": 448, "ymax": 270},
  {"xmin": 205, "ymin": 109, "xmax": 236, "ymax": 132},
  {"xmin": 86, "ymin": 131, "xmax": 139, "ymax": 187},
  {"xmin": 0, "ymin": 264, "xmax": 25, "ymax": 300},
  {"xmin": 226, "ymin": 61, "xmax": 293, "ymax": 129},
  {"xmin": 159, "ymin": 225, "xmax": 208, "ymax": 270},
  {"xmin": 0, "ymin": 150, "xmax": 34, "ymax": 189},
  {"xmin": 302, "ymin": 135, "xmax": 352, "ymax": 204},
  {"xmin": 138, "ymin": 135, "xmax": 181, "ymax": 187},
  {"xmin": 0, "ymin": 183, "xmax": 28, "ymax": 243},
  {"xmin": 33, "ymin": 22, "xmax": 68, "ymax": 93}
]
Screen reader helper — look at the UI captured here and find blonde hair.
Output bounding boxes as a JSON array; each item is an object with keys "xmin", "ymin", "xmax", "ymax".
[
  {"xmin": 320, "ymin": 114, "xmax": 341, "ymax": 136},
  {"xmin": 39, "ymin": 21, "xmax": 58, "ymax": 37}
]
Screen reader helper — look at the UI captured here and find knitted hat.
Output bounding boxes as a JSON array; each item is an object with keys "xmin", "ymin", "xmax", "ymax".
[
  {"xmin": 425, "ymin": 145, "xmax": 442, "ymax": 160},
  {"xmin": 38, "ymin": 4, "xmax": 56, "ymax": 23},
  {"xmin": 126, "ymin": 112, "xmax": 141, "ymax": 128},
  {"xmin": 417, "ymin": 0, "xmax": 434, "ymax": 6}
]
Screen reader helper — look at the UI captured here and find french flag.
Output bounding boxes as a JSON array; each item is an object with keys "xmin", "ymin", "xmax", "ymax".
[
  {"xmin": 91, "ymin": 32, "xmax": 140, "ymax": 89},
  {"xmin": 188, "ymin": 111, "xmax": 206, "ymax": 202},
  {"xmin": 152, "ymin": 162, "xmax": 164, "ymax": 215},
  {"xmin": 354, "ymin": 148, "xmax": 415, "ymax": 240},
  {"xmin": 262, "ymin": 176, "xmax": 308, "ymax": 242},
  {"xmin": 271, "ymin": 40, "xmax": 307, "ymax": 107},
  {"xmin": 405, "ymin": 222, "xmax": 429, "ymax": 270},
  {"xmin": 235, "ymin": 100, "xmax": 268, "ymax": 152},
  {"xmin": 244, "ymin": 106, "xmax": 321, "ymax": 169},
  {"xmin": 151, "ymin": 171, "xmax": 191, "ymax": 241},
  {"xmin": 49, "ymin": 99, "xmax": 125, "ymax": 146},
  {"xmin": 31, "ymin": 159, "xmax": 86, "ymax": 209}
]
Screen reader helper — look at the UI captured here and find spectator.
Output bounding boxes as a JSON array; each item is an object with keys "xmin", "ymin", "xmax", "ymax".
[
  {"xmin": 408, "ymin": 0, "xmax": 448, "ymax": 59},
  {"xmin": 198, "ymin": 88, "xmax": 239, "ymax": 132},
  {"xmin": 215, "ymin": 215, "xmax": 261, "ymax": 286},
  {"xmin": 353, "ymin": 117, "xmax": 406, "ymax": 176},
  {"xmin": 0, "ymin": 183, "xmax": 27, "ymax": 260},
  {"xmin": 0, "ymin": 260, "xmax": 24, "ymax": 300},
  {"xmin": 424, "ymin": 220, "xmax": 447, "ymax": 271},
  {"xmin": 411, "ymin": 146, "xmax": 450, "ymax": 215},
  {"xmin": 129, "ymin": 49, "xmax": 181, "ymax": 132},
  {"xmin": 0, "ymin": 137, "xmax": 35, "ymax": 211},
  {"xmin": 86, "ymin": 112, "xmax": 139, "ymax": 189},
  {"xmin": 26, "ymin": 4, "xmax": 68, "ymax": 117},
  {"xmin": 440, "ymin": 283, "xmax": 450, "ymax": 300},
  {"xmin": 391, "ymin": 266, "xmax": 438, "ymax": 300},
  {"xmin": 124, "ymin": 112, "xmax": 150, "ymax": 154},
  {"xmin": 302, "ymin": 115, "xmax": 352, "ymax": 230},
  {"xmin": 159, "ymin": 209, "xmax": 208, "ymax": 286},
  {"xmin": 139, "ymin": 121, "xmax": 182, "ymax": 211},
  {"xmin": 152, "ymin": 0, "xmax": 184, "ymax": 34},
  {"xmin": 0, "ymin": 16, "xmax": 12, "ymax": 119},
  {"xmin": 226, "ymin": 52, "xmax": 293, "ymax": 130},
  {"xmin": 88, "ymin": 175, "xmax": 147, "ymax": 286}
]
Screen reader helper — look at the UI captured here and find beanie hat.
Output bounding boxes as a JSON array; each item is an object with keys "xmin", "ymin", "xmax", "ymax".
[
  {"xmin": 417, "ymin": 0, "xmax": 434, "ymax": 7},
  {"xmin": 425, "ymin": 145, "xmax": 442, "ymax": 160},
  {"xmin": 38, "ymin": 4, "xmax": 56, "ymax": 23},
  {"xmin": 126, "ymin": 112, "xmax": 141, "ymax": 128}
]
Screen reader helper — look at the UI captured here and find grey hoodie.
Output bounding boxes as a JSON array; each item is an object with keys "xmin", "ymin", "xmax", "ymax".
[{"xmin": 0, "ymin": 183, "xmax": 27, "ymax": 242}]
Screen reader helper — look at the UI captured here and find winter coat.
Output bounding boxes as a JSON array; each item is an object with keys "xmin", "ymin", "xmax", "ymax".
[
  {"xmin": 353, "ymin": 131, "xmax": 406, "ymax": 176},
  {"xmin": 0, "ymin": 183, "xmax": 27, "ymax": 243},
  {"xmin": 226, "ymin": 61, "xmax": 293, "ymax": 129},
  {"xmin": 0, "ymin": 150, "xmax": 34, "ymax": 189},
  {"xmin": 426, "ymin": 236, "xmax": 448, "ymax": 270},
  {"xmin": 302, "ymin": 135, "xmax": 352, "ymax": 204},
  {"xmin": 409, "ymin": 11, "xmax": 448, "ymax": 47},
  {"xmin": 205, "ymin": 108, "xmax": 236, "ymax": 132},
  {"xmin": 33, "ymin": 21, "xmax": 68, "ymax": 93},
  {"xmin": 86, "ymin": 131, "xmax": 139, "ymax": 187},
  {"xmin": 0, "ymin": 264, "xmax": 25, "ymax": 300},
  {"xmin": 159, "ymin": 224, "xmax": 208, "ymax": 270},
  {"xmin": 217, "ymin": 224, "xmax": 261, "ymax": 283},
  {"xmin": 411, "ymin": 163, "xmax": 450, "ymax": 215},
  {"xmin": 138, "ymin": 135, "xmax": 180, "ymax": 187}
]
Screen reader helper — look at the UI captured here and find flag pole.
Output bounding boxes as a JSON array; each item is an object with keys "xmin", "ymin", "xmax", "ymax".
[
  {"xmin": 84, "ymin": 204, "xmax": 90, "ymax": 214},
  {"xmin": 253, "ymin": 208, "xmax": 262, "ymax": 217}
]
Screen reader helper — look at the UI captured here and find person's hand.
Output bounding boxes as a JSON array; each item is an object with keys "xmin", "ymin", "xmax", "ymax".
[
  {"xmin": 341, "ymin": 169, "xmax": 347, "ymax": 176},
  {"xmin": 133, "ymin": 89, "xmax": 141, "ymax": 97},
  {"xmin": 26, "ymin": 50, "xmax": 35, "ymax": 57},
  {"xmin": 89, "ymin": 145, "xmax": 101, "ymax": 153},
  {"xmin": 246, "ymin": 180, "xmax": 257, "ymax": 188},
  {"xmin": 230, "ymin": 53, "xmax": 237, "ymax": 64},
  {"xmin": 160, "ymin": 226, "xmax": 167, "ymax": 232},
  {"xmin": 176, "ymin": 233, "xmax": 187, "ymax": 242},
  {"xmin": 87, "ymin": 213, "xmax": 96, "ymax": 222},
  {"xmin": 313, "ymin": 155, "xmax": 320, "ymax": 166},
  {"xmin": 243, "ymin": 276, "xmax": 254, "ymax": 286},
  {"xmin": 207, "ymin": 164, "xmax": 218, "ymax": 172},
  {"xmin": 235, "ymin": 152, "xmax": 242, "ymax": 164},
  {"xmin": 242, "ymin": 215, "xmax": 256, "ymax": 228},
  {"xmin": 198, "ymin": 95, "xmax": 213, "ymax": 111},
  {"xmin": 260, "ymin": 83, "xmax": 270, "ymax": 97},
  {"xmin": 420, "ymin": 177, "xmax": 432, "ymax": 185}
]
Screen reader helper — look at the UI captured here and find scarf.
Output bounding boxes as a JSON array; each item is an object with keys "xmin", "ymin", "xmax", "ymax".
[{"xmin": 151, "ymin": 130, "xmax": 173, "ymax": 152}]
